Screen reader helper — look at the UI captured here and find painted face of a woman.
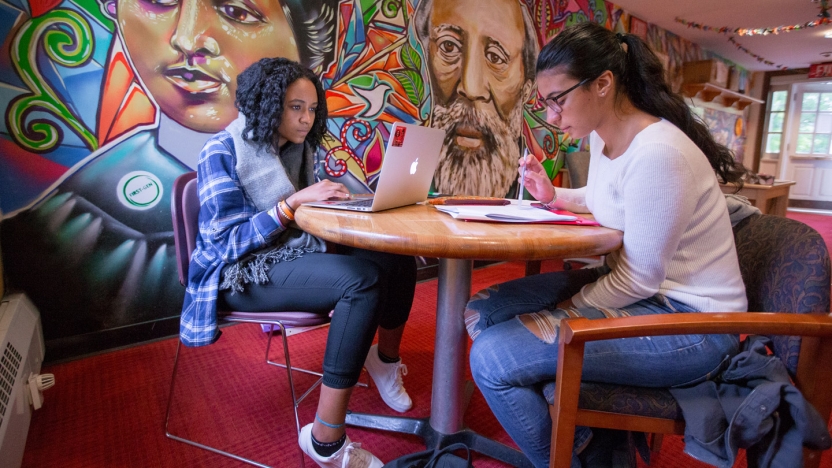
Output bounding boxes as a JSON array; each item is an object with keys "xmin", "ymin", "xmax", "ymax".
[{"xmin": 117, "ymin": 0, "xmax": 301, "ymax": 133}]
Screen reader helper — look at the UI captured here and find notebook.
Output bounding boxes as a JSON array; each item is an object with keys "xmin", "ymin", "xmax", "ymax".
[
  {"xmin": 304, "ymin": 122, "xmax": 444, "ymax": 212},
  {"xmin": 434, "ymin": 201, "xmax": 600, "ymax": 225}
]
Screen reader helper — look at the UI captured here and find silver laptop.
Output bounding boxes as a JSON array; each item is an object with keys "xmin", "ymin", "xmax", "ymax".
[{"xmin": 305, "ymin": 122, "xmax": 444, "ymax": 212}]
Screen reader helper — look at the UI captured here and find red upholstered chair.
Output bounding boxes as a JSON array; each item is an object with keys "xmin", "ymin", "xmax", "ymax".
[
  {"xmin": 165, "ymin": 171, "xmax": 332, "ymax": 467},
  {"xmin": 545, "ymin": 213, "xmax": 832, "ymax": 467}
]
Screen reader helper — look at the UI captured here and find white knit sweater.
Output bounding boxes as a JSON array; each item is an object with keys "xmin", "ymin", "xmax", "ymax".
[{"xmin": 563, "ymin": 119, "xmax": 747, "ymax": 313}]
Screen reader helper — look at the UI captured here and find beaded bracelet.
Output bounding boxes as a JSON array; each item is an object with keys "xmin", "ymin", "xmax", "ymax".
[
  {"xmin": 279, "ymin": 209, "xmax": 293, "ymax": 227},
  {"xmin": 277, "ymin": 200, "xmax": 295, "ymax": 221},
  {"xmin": 282, "ymin": 199, "xmax": 296, "ymax": 218}
]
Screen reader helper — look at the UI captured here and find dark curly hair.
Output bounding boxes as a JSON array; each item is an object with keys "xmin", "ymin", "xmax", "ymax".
[
  {"xmin": 235, "ymin": 57, "xmax": 328, "ymax": 152},
  {"xmin": 537, "ymin": 22, "xmax": 745, "ymax": 187}
]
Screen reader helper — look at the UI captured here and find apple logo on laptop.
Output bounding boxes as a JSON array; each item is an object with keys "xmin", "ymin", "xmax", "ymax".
[{"xmin": 410, "ymin": 158, "xmax": 419, "ymax": 175}]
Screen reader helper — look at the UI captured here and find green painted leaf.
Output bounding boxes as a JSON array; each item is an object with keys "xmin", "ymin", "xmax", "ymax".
[
  {"xmin": 400, "ymin": 43, "xmax": 415, "ymax": 71},
  {"xmin": 402, "ymin": 43, "xmax": 422, "ymax": 72},
  {"xmin": 392, "ymin": 69, "xmax": 424, "ymax": 107}
]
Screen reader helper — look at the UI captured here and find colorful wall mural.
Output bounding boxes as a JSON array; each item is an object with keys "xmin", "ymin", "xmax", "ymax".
[{"xmin": 0, "ymin": 0, "xmax": 749, "ymax": 357}]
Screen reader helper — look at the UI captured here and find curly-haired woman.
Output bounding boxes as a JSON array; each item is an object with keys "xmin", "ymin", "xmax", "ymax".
[{"xmin": 181, "ymin": 58, "xmax": 415, "ymax": 468}]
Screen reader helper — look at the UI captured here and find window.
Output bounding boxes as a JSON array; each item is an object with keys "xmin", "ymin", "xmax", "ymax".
[
  {"xmin": 763, "ymin": 90, "xmax": 787, "ymax": 158},
  {"xmin": 796, "ymin": 92, "xmax": 832, "ymax": 155}
]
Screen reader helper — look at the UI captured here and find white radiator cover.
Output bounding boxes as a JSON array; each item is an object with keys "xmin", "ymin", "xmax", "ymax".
[{"xmin": 0, "ymin": 293, "xmax": 45, "ymax": 468}]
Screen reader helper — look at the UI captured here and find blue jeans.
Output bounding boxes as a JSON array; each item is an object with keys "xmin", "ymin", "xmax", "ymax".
[{"xmin": 466, "ymin": 268, "xmax": 740, "ymax": 468}]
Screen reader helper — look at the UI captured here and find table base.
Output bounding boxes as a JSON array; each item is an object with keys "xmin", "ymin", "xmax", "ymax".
[
  {"xmin": 345, "ymin": 411, "xmax": 533, "ymax": 467},
  {"xmin": 349, "ymin": 258, "xmax": 535, "ymax": 467}
]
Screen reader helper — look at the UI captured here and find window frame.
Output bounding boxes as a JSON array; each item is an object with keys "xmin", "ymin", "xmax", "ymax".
[
  {"xmin": 792, "ymin": 85, "xmax": 832, "ymax": 157},
  {"xmin": 761, "ymin": 85, "xmax": 790, "ymax": 161}
]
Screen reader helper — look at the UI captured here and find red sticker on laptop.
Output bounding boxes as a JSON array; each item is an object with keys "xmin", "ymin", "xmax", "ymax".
[{"xmin": 392, "ymin": 126, "xmax": 406, "ymax": 147}]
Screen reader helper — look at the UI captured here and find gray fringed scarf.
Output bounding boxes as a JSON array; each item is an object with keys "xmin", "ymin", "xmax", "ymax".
[
  {"xmin": 725, "ymin": 193, "xmax": 761, "ymax": 227},
  {"xmin": 219, "ymin": 115, "xmax": 327, "ymax": 293}
]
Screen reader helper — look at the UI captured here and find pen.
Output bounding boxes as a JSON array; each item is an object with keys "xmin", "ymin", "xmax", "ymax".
[{"xmin": 518, "ymin": 148, "xmax": 529, "ymax": 201}]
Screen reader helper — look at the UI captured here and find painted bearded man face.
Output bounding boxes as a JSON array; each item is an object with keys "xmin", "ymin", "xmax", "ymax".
[{"xmin": 415, "ymin": 0, "xmax": 537, "ymax": 197}]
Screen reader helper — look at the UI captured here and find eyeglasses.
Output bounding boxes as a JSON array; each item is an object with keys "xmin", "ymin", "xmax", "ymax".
[{"xmin": 541, "ymin": 77, "xmax": 592, "ymax": 114}]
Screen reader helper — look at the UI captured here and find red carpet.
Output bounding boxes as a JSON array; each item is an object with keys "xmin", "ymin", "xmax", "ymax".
[
  {"xmin": 788, "ymin": 210, "xmax": 832, "ymax": 251},
  {"xmin": 21, "ymin": 212, "xmax": 832, "ymax": 468}
]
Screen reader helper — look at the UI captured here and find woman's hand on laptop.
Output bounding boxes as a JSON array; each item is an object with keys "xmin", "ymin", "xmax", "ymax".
[{"xmin": 286, "ymin": 180, "xmax": 351, "ymax": 209}]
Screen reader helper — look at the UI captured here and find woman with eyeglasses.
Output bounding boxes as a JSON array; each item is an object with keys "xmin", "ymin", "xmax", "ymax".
[{"xmin": 464, "ymin": 22, "xmax": 748, "ymax": 467}]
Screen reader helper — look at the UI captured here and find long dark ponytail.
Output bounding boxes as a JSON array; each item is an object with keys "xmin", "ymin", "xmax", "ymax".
[{"xmin": 536, "ymin": 22, "xmax": 745, "ymax": 186}]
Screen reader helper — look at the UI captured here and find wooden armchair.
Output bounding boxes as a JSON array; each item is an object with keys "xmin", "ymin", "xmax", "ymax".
[{"xmin": 545, "ymin": 213, "xmax": 832, "ymax": 468}]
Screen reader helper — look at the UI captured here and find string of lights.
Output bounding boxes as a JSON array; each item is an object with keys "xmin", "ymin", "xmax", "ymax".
[
  {"xmin": 672, "ymin": 1, "xmax": 831, "ymax": 69},
  {"xmin": 726, "ymin": 36, "xmax": 788, "ymax": 69},
  {"xmin": 674, "ymin": 0, "xmax": 830, "ymax": 36}
]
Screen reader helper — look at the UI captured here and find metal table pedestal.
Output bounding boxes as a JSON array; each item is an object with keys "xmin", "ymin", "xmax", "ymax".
[{"xmin": 346, "ymin": 259, "xmax": 532, "ymax": 467}]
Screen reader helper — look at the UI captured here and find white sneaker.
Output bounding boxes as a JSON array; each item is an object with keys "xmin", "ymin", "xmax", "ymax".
[
  {"xmin": 363, "ymin": 344, "xmax": 412, "ymax": 413},
  {"xmin": 298, "ymin": 423, "xmax": 383, "ymax": 468}
]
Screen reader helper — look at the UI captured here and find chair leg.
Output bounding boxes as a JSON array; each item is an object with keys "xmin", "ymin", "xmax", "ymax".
[
  {"xmin": 264, "ymin": 324, "xmax": 368, "ymax": 389},
  {"xmin": 650, "ymin": 433, "xmax": 663, "ymax": 453},
  {"xmin": 164, "ymin": 340, "xmax": 272, "ymax": 468},
  {"xmin": 163, "ymin": 340, "xmax": 183, "ymax": 439},
  {"xmin": 550, "ymin": 341, "xmax": 586, "ymax": 468},
  {"xmin": 270, "ymin": 322, "xmax": 309, "ymax": 468},
  {"xmin": 525, "ymin": 260, "xmax": 542, "ymax": 276},
  {"xmin": 265, "ymin": 324, "xmax": 324, "ymax": 411}
]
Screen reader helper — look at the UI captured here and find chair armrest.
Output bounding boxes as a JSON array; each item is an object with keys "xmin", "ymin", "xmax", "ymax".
[
  {"xmin": 549, "ymin": 312, "xmax": 832, "ymax": 468},
  {"xmin": 561, "ymin": 313, "xmax": 832, "ymax": 344}
]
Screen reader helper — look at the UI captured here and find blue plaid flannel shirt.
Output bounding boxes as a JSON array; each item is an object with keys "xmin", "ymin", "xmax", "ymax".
[{"xmin": 179, "ymin": 131, "xmax": 286, "ymax": 346}]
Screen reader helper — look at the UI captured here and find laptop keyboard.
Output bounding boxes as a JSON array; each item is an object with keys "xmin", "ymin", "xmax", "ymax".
[{"xmin": 341, "ymin": 198, "xmax": 374, "ymax": 207}]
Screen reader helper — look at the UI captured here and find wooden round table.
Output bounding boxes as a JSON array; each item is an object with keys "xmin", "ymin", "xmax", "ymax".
[
  {"xmin": 295, "ymin": 203, "xmax": 622, "ymax": 466},
  {"xmin": 295, "ymin": 203, "xmax": 621, "ymax": 260}
]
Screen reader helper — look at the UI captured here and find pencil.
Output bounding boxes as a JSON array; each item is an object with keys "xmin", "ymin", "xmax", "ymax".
[{"xmin": 518, "ymin": 148, "xmax": 529, "ymax": 201}]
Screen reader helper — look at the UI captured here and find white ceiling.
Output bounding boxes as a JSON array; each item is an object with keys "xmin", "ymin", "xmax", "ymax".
[{"xmin": 612, "ymin": 0, "xmax": 832, "ymax": 71}]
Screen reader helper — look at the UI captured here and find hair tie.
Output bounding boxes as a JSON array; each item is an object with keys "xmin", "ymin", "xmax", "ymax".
[{"xmin": 615, "ymin": 33, "xmax": 629, "ymax": 53}]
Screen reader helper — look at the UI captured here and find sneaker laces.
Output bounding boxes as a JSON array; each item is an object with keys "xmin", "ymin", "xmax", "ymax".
[
  {"xmin": 391, "ymin": 363, "xmax": 407, "ymax": 394},
  {"xmin": 342, "ymin": 442, "xmax": 373, "ymax": 467}
]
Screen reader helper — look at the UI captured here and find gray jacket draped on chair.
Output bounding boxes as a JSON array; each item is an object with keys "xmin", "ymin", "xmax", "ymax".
[{"xmin": 669, "ymin": 335, "xmax": 832, "ymax": 468}]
